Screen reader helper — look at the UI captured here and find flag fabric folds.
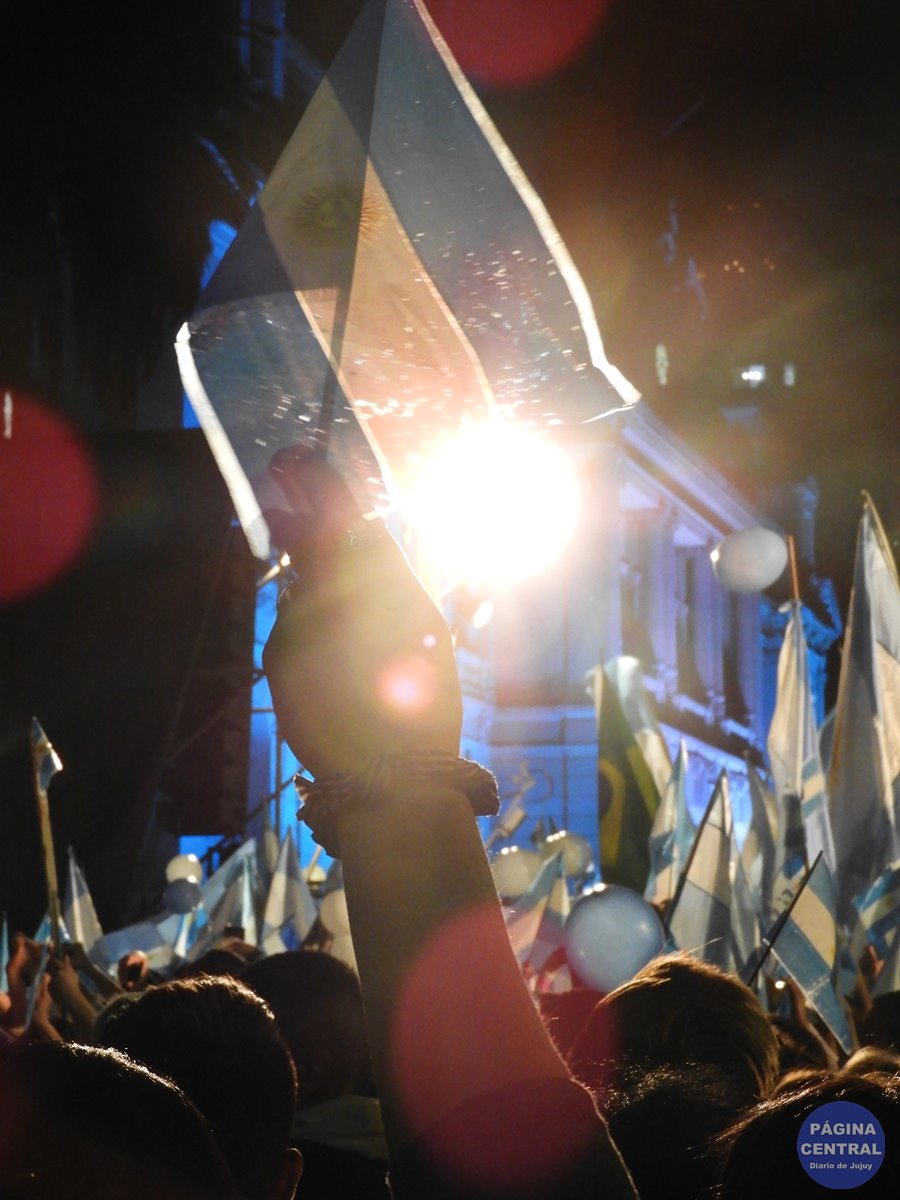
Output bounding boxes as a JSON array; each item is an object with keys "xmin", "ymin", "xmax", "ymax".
[
  {"xmin": 504, "ymin": 850, "xmax": 570, "ymax": 984},
  {"xmin": 98, "ymin": 920, "xmax": 178, "ymax": 973},
  {"xmin": 187, "ymin": 856, "xmax": 259, "ymax": 962},
  {"xmin": 767, "ymin": 853, "xmax": 854, "ymax": 1054},
  {"xmin": 176, "ymin": 0, "xmax": 638, "ymax": 559},
  {"xmin": 741, "ymin": 761, "xmax": 778, "ymax": 919},
  {"xmin": 872, "ymin": 920, "xmax": 900, "ymax": 999},
  {"xmin": 591, "ymin": 659, "xmax": 661, "ymax": 893},
  {"xmin": 850, "ymin": 858, "xmax": 900, "ymax": 964},
  {"xmin": 667, "ymin": 770, "xmax": 734, "ymax": 972},
  {"xmin": 770, "ymin": 785, "xmax": 808, "ymax": 921},
  {"xmin": 645, "ymin": 740, "xmax": 693, "ymax": 908},
  {"xmin": 62, "ymin": 846, "xmax": 106, "ymax": 966},
  {"xmin": 257, "ymin": 809, "xmax": 282, "ymax": 901},
  {"xmin": 767, "ymin": 601, "xmax": 837, "ymax": 886},
  {"xmin": 260, "ymin": 828, "xmax": 319, "ymax": 956},
  {"xmin": 827, "ymin": 497, "xmax": 900, "ymax": 921},
  {"xmin": 730, "ymin": 817, "xmax": 761, "ymax": 978}
]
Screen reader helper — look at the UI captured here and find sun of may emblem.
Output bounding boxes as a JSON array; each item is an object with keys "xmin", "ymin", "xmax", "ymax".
[{"xmin": 294, "ymin": 183, "xmax": 382, "ymax": 241}]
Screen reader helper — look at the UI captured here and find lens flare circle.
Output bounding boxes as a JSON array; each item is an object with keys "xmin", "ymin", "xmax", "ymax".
[
  {"xmin": 376, "ymin": 654, "xmax": 439, "ymax": 717},
  {"xmin": 0, "ymin": 392, "xmax": 99, "ymax": 601},
  {"xmin": 404, "ymin": 422, "xmax": 580, "ymax": 587}
]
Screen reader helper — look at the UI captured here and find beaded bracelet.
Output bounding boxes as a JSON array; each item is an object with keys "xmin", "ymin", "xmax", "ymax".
[{"xmin": 295, "ymin": 750, "xmax": 501, "ymax": 858}]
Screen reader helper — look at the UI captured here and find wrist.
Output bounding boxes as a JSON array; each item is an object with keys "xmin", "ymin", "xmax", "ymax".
[{"xmin": 296, "ymin": 750, "xmax": 500, "ymax": 858}]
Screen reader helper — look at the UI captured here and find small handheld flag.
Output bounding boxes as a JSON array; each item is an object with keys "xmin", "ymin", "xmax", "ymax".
[{"xmin": 30, "ymin": 718, "xmax": 63, "ymax": 954}]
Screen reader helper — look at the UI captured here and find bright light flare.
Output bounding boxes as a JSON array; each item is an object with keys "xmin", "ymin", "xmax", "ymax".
[
  {"xmin": 377, "ymin": 655, "xmax": 438, "ymax": 717},
  {"xmin": 403, "ymin": 422, "xmax": 580, "ymax": 588}
]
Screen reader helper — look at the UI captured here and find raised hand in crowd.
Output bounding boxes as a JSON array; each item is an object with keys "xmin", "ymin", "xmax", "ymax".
[{"xmin": 262, "ymin": 450, "xmax": 637, "ymax": 1200}]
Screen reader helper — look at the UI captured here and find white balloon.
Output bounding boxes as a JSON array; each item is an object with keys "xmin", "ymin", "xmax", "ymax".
[
  {"xmin": 165, "ymin": 853, "xmax": 203, "ymax": 883},
  {"xmin": 490, "ymin": 845, "xmax": 543, "ymax": 899},
  {"xmin": 319, "ymin": 888, "xmax": 352, "ymax": 936},
  {"xmin": 564, "ymin": 884, "xmax": 665, "ymax": 993},
  {"xmin": 538, "ymin": 830, "xmax": 595, "ymax": 880},
  {"xmin": 710, "ymin": 527, "xmax": 788, "ymax": 593}
]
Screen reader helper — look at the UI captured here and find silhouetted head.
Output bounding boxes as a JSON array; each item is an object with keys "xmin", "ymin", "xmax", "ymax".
[
  {"xmin": 600, "ymin": 1062, "xmax": 742, "ymax": 1199},
  {"xmin": 0, "ymin": 1038, "xmax": 237, "ymax": 1199},
  {"xmin": 242, "ymin": 949, "xmax": 374, "ymax": 1106},
  {"xmin": 95, "ymin": 974, "xmax": 300, "ymax": 1199},
  {"xmin": 843, "ymin": 1043, "xmax": 900, "ymax": 1081},
  {"xmin": 568, "ymin": 953, "xmax": 780, "ymax": 1108}
]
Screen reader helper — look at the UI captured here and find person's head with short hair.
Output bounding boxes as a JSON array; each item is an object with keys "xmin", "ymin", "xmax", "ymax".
[
  {"xmin": 94, "ymin": 974, "xmax": 301, "ymax": 1200},
  {"xmin": 843, "ymin": 1043, "xmax": 900, "ymax": 1080},
  {"xmin": 241, "ymin": 948, "xmax": 374, "ymax": 1107},
  {"xmin": 567, "ymin": 953, "xmax": 780, "ymax": 1108},
  {"xmin": 0, "ymin": 1038, "xmax": 238, "ymax": 1199},
  {"xmin": 599, "ymin": 1062, "xmax": 742, "ymax": 1199},
  {"xmin": 174, "ymin": 946, "xmax": 248, "ymax": 979}
]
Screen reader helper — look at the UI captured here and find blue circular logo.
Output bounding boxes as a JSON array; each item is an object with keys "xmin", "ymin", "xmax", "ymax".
[{"xmin": 797, "ymin": 1100, "xmax": 885, "ymax": 1189}]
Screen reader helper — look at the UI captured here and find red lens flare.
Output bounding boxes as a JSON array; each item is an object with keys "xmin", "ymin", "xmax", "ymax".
[{"xmin": 0, "ymin": 392, "xmax": 99, "ymax": 603}]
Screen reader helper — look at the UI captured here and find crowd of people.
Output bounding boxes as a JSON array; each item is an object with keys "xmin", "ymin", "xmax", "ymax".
[{"xmin": 3, "ymin": 453, "xmax": 899, "ymax": 1198}]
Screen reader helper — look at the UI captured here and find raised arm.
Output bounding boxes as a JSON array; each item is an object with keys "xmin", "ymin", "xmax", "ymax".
[{"xmin": 262, "ymin": 453, "xmax": 635, "ymax": 1199}]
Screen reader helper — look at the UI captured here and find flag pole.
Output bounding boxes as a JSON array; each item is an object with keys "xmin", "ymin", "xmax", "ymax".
[
  {"xmin": 861, "ymin": 489, "xmax": 900, "ymax": 590},
  {"xmin": 742, "ymin": 851, "xmax": 822, "ymax": 989},
  {"xmin": 786, "ymin": 534, "xmax": 801, "ymax": 605},
  {"xmin": 30, "ymin": 719, "xmax": 63, "ymax": 956}
]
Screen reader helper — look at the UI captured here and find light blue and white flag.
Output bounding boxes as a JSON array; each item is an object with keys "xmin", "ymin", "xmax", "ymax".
[
  {"xmin": 62, "ymin": 847, "xmax": 106, "ymax": 966},
  {"xmin": 833, "ymin": 924, "xmax": 865, "ymax": 1004},
  {"xmin": 730, "ymin": 813, "xmax": 761, "ymax": 979},
  {"xmin": 32, "ymin": 910, "xmax": 70, "ymax": 946},
  {"xmin": 505, "ymin": 850, "xmax": 570, "ymax": 980},
  {"xmin": 850, "ymin": 858, "xmax": 900, "ymax": 963},
  {"xmin": 667, "ymin": 770, "xmax": 734, "ymax": 971},
  {"xmin": 768, "ymin": 853, "xmax": 854, "ymax": 1054},
  {"xmin": 98, "ymin": 921, "xmax": 177, "ymax": 974},
  {"xmin": 827, "ymin": 497, "xmax": 900, "ymax": 923},
  {"xmin": 176, "ymin": 0, "xmax": 638, "ymax": 561},
  {"xmin": 872, "ymin": 917, "xmax": 900, "ymax": 999},
  {"xmin": 199, "ymin": 838, "xmax": 258, "ymax": 915},
  {"xmin": 645, "ymin": 740, "xmax": 693, "ymax": 907},
  {"xmin": 257, "ymin": 806, "xmax": 282, "ymax": 902},
  {"xmin": 187, "ymin": 854, "xmax": 260, "ymax": 961},
  {"xmin": 767, "ymin": 601, "xmax": 837, "ymax": 883},
  {"xmin": 769, "ymin": 750, "xmax": 808, "ymax": 923},
  {"xmin": 742, "ymin": 760, "xmax": 778, "ymax": 918},
  {"xmin": 260, "ymin": 827, "xmax": 318, "ymax": 956}
]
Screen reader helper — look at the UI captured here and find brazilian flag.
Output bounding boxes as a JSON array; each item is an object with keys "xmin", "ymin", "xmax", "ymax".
[{"xmin": 592, "ymin": 662, "xmax": 661, "ymax": 892}]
